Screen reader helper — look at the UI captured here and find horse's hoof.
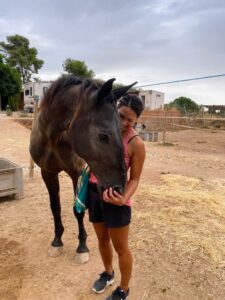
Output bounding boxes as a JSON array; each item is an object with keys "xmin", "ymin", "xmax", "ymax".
[
  {"xmin": 74, "ymin": 252, "xmax": 89, "ymax": 264},
  {"xmin": 48, "ymin": 246, "xmax": 63, "ymax": 257}
]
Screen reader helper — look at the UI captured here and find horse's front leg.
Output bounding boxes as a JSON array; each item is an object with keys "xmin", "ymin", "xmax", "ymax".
[
  {"xmin": 73, "ymin": 179, "xmax": 90, "ymax": 264},
  {"xmin": 41, "ymin": 169, "xmax": 64, "ymax": 257}
]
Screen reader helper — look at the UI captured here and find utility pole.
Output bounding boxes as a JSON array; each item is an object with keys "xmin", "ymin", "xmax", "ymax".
[{"xmin": 29, "ymin": 95, "xmax": 39, "ymax": 178}]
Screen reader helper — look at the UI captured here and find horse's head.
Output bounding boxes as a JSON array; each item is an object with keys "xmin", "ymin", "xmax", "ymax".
[{"xmin": 68, "ymin": 78, "xmax": 136, "ymax": 194}]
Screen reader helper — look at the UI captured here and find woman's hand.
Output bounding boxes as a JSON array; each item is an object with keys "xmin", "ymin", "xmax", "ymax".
[{"xmin": 103, "ymin": 187, "xmax": 125, "ymax": 206}]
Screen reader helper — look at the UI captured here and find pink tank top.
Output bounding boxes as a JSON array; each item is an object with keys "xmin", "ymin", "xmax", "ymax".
[{"xmin": 89, "ymin": 127, "xmax": 138, "ymax": 206}]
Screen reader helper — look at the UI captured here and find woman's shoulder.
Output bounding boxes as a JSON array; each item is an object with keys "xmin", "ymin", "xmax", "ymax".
[
  {"xmin": 128, "ymin": 131, "xmax": 145, "ymax": 155},
  {"xmin": 127, "ymin": 128, "xmax": 144, "ymax": 144},
  {"xmin": 131, "ymin": 135, "xmax": 145, "ymax": 149}
]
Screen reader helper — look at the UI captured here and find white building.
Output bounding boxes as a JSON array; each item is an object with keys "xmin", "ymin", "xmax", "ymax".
[
  {"xmin": 139, "ymin": 90, "xmax": 164, "ymax": 110},
  {"xmin": 24, "ymin": 81, "xmax": 52, "ymax": 112}
]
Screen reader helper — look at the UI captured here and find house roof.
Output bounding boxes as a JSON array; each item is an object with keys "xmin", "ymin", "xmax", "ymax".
[{"xmin": 203, "ymin": 105, "xmax": 225, "ymax": 111}]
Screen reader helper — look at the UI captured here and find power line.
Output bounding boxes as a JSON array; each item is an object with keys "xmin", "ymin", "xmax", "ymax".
[{"xmin": 136, "ymin": 73, "xmax": 225, "ymax": 88}]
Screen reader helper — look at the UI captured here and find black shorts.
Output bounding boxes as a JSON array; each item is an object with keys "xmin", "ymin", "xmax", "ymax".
[{"xmin": 87, "ymin": 183, "xmax": 131, "ymax": 228}]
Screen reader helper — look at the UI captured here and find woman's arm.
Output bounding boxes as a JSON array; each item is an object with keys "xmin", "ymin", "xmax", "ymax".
[{"xmin": 103, "ymin": 137, "xmax": 146, "ymax": 206}]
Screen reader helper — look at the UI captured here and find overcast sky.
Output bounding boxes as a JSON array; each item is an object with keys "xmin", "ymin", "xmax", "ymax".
[{"xmin": 1, "ymin": 0, "xmax": 225, "ymax": 105}]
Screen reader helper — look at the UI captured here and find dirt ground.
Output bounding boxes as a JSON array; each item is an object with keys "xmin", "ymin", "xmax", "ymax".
[{"xmin": 0, "ymin": 115, "xmax": 225, "ymax": 300}]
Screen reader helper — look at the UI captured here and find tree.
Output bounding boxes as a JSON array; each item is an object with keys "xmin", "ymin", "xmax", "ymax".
[
  {"xmin": 0, "ymin": 34, "xmax": 44, "ymax": 84},
  {"xmin": 62, "ymin": 58, "xmax": 95, "ymax": 78},
  {"xmin": 0, "ymin": 54, "xmax": 21, "ymax": 97},
  {"xmin": 168, "ymin": 96, "xmax": 200, "ymax": 115},
  {"xmin": 0, "ymin": 54, "xmax": 22, "ymax": 110}
]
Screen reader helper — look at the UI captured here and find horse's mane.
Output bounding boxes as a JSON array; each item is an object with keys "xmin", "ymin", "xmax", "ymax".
[{"xmin": 41, "ymin": 75, "xmax": 102, "ymax": 108}]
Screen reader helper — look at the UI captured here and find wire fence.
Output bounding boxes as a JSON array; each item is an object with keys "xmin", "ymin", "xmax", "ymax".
[
  {"xmin": 136, "ymin": 116, "xmax": 225, "ymax": 143},
  {"xmin": 1, "ymin": 112, "xmax": 225, "ymax": 145},
  {"xmin": 137, "ymin": 116, "xmax": 225, "ymax": 132}
]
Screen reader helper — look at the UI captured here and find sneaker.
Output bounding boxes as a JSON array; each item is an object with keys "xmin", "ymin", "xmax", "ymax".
[
  {"xmin": 92, "ymin": 271, "xmax": 115, "ymax": 293},
  {"xmin": 105, "ymin": 286, "xmax": 129, "ymax": 300}
]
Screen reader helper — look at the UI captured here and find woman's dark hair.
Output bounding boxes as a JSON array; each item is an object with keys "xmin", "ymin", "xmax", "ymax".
[{"xmin": 117, "ymin": 94, "xmax": 144, "ymax": 117}]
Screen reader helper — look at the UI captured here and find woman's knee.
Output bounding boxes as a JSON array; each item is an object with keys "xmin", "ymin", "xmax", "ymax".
[
  {"xmin": 98, "ymin": 239, "xmax": 111, "ymax": 249},
  {"xmin": 114, "ymin": 244, "xmax": 130, "ymax": 256},
  {"xmin": 97, "ymin": 234, "xmax": 111, "ymax": 248}
]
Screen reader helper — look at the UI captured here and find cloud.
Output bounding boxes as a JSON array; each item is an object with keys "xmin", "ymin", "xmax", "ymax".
[{"xmin": 0, "ymin": 0, "xmax": 225, "ymax": 104}]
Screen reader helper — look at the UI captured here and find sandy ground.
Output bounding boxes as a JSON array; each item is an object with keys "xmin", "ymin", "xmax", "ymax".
[{"xmin": 0, "ymin": 115, "xmax": 225, "ymax": 300}]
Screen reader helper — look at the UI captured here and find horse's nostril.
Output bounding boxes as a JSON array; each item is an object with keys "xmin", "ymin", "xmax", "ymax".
[
  {"xmin": 98, "ymin": 185, "xmax": 124, "ymax": 196},
  {"xmin": 113, "ymin": 185, "xmax": 123, "ymax": 195}
]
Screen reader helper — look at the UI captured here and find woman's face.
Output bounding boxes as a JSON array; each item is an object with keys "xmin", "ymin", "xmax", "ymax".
[{"xmin": 118, "ymin": 106, "xmax": 138, "ymax": 133}]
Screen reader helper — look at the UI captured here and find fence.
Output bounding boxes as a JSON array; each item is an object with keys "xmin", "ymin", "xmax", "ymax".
[
  {"xmin": 1, "ymin": 110, "xmax": 225, "ymax": 151},
  {"xmin": 137, "ymin": 116, "xmax": 225, "ymax": 132}
]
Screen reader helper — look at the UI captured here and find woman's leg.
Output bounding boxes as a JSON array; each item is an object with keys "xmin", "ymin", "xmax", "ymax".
[
  {"xmin": 109, "ymin": 225, "xmax": 132, "ymax": 291},
  {"xmin": 93, "ymin": 222, "xmax": 114, "ymax": 274}
]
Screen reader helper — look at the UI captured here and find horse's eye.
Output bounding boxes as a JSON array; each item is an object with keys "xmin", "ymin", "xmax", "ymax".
[{"xmin": 98, "ymin": 133, "xmax": 109, "ymax": 144}]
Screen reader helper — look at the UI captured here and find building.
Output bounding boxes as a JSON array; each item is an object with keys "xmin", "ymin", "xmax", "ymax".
[
  {"xmin": 24, "ymin": 81, "xmax": 52, "ymax": 112},
  {"xmin": 138, "ymin": 90, "xmax": 164, "ymax": 110},
  {"xmin": 203, "ymin": 105, "xmax": 225, "ymax": 114}
]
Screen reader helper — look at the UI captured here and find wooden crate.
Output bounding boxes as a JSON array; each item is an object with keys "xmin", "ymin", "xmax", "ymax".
[{"xmin": 0, "ymin": 158, "xmax": 23, "ymax": 199}]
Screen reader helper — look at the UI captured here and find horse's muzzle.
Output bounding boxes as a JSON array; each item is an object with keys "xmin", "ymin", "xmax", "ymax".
[
  {"xmin": 112, "ymin": 185, "xmax": 124, "ymax": 195},
  {"xmin": 98, "ymin": 185, "xmax": 124, "ymax": 197}
]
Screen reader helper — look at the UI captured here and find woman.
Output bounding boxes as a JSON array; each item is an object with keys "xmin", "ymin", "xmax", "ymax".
[{"xmin": 87, "ymin": 94, "xmax": 146, "ymax": 300}]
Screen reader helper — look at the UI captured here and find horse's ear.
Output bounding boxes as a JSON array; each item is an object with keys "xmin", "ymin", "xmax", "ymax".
[
  {"xmin": 97, "ymin": 78, "xmax": 116, "ymax": 103},
  {"xmin": 113, "ymin": 82, "xmax": 138, "ymax": 100}
]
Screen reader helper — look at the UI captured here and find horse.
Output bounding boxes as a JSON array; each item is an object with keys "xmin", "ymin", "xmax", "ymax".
[{"xmin": 29, "ymin": 75, "xmax": 135, "ymax": 263}]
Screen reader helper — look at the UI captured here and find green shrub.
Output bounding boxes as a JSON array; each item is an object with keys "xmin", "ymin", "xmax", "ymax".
[
  {"xmin": 6, "ymin": 109, "xmax": 12, "ymax": 116},
  {"xmin": 19, "ymin": 111, "xmax": 29, "ymax": 118},
  {"xmin": 8, "ymin": 93, "xmax": 20, "ymax": 111}
]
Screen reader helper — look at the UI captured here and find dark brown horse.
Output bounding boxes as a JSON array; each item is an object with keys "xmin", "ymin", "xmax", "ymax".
[{"xmin": 29, "ymin": 76, "xmax": 135, "ymax": 262}]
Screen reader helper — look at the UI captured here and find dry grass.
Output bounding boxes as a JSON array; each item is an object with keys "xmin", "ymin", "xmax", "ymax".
[
  {"xmin": 1, "ymin": 118, "xmax": 225, "ymax": 299},
  {"xmin": 131, "ymin": 174, "xmax": 225, "ymax": 298}
]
